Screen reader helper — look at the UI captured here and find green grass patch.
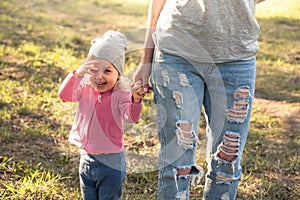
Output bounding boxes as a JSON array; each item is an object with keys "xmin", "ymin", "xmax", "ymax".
[{"xmin": 0, "ymin": 156, "xmax": 81, "ymax": 199}]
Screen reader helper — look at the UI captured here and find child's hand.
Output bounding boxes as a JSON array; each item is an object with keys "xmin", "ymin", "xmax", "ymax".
[
  {"xmin": 75, "ymin": 57, "xmax": 99, "ymax": 78},
  {"xmin": 132, "ymin": 87, "xmax": 145, "ymax": 103},
  {"xmin": 131, "ymin": 80, "xmax": 146, "ymax": 103}
]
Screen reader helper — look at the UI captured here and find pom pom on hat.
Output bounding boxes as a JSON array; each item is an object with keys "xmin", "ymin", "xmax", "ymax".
[{"xmin": 88, "ymin": 30, "xmax": 128, "ymax": 75}]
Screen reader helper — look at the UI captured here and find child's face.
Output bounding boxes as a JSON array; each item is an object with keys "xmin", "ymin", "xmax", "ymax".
[{"xmin": 89, "ymin": 58, "xmax": 120, "ymax": 93}]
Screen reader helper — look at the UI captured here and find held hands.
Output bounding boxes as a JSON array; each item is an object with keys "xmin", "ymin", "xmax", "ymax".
[
  {"xmin": 131, "ymin": 63, "xmax": 153, "ymax": 103},
  {"xmin": 132, "ymin": 63, "xmax": 152, "ymax": 93},
  {"xmin": 131, "ymin": 80, "xmax": 146, "ymax": 103},
  {"xmin": 131, "ymin": 80, "xmax": 152, "ymax": 103}
]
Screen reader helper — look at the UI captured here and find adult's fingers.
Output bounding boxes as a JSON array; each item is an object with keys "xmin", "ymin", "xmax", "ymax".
[
  {"xmin": 142, "ymin": 83, "xmax": 150, "ymax": 92},
  {"xmin": 131, "ymin": 80, "xmax": 143, "ymax": 91}
]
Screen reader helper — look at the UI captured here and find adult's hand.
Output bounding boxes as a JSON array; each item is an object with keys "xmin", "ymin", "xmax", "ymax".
[{"xmin": 132, "ymin": 62, "xmax": 152, "ymax": 93}]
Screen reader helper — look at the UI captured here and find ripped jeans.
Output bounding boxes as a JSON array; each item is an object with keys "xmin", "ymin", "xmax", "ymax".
[{"xmin": 151, "ymin": 50, "xmax": 256, "ymax": 200}]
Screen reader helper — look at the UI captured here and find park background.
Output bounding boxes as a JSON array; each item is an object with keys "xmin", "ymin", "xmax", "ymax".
[{"xmin": 0, "ymin": 0, "xmax": 299, "ymax": 199}]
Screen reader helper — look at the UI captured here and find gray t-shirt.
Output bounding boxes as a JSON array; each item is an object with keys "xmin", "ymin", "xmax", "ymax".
[{"xmin": 153, "ymin": 0, "xmax": 260, "ymax": 63}]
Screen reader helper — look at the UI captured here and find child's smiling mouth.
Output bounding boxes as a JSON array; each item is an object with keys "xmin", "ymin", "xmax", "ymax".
[{"xmin": 96, "ymin": 81, "xmax": 106, "ymax": 88}]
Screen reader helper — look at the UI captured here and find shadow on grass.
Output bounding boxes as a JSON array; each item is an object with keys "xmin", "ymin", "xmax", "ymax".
[
  {"xmin": 0, "ymin": 60, "xmax": 67, "ymax": 85},
  {"xmin": 0, "ymin": 101, "xmax": 74, "ymax": 168}
]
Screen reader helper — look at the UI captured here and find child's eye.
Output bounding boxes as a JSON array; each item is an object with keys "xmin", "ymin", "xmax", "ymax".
[{"xmin": 104, "ymin": 69, "xmax": 111, "ymax": 73}]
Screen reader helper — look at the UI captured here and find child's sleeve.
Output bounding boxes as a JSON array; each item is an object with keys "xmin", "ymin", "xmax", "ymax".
[
  {"xmin": 118, "ymin": 92, "xmax": 142, "ymax": 123},
  {"xmin": 58, "ymin": 70, "xmax": 85, "ymax": 102}
]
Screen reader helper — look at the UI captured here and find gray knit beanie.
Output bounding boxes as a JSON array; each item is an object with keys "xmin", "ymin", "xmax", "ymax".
[{"xmin": 88, "ymin": 30, "xmax": 128, "ymax": 75}]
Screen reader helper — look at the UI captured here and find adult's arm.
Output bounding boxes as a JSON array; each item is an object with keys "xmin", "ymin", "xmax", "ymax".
[
  {"xmin": 132, "ymin": 0, "xmax": 166, "ymax": 92},
  {"xmin": 143, "ymin": 0, "xmax": 166, "ymax": 64}
]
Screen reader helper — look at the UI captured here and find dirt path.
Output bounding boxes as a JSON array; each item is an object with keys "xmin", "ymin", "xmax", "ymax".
[{"xmin": 254, "ymin": 98, "xmax": 300, "ymax": 131}]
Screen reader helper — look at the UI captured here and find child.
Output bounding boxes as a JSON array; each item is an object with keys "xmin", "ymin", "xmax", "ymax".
[{"xmin": 58, "ymin": 30, "xmax": 145, "ymax": 200}]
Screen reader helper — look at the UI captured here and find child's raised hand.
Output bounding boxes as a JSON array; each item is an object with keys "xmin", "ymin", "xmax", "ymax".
[{"xmin": 75, "ymin": 56, "xmax": 99, "ymax": 78}]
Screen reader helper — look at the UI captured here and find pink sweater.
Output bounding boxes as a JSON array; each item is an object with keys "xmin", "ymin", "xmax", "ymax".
[{"xmin": 58, "ymin": 71, "xmax": 142, "ymax": 154}]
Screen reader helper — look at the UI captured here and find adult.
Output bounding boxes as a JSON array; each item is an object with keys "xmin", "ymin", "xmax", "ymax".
[{"xmin": 133, "ymin": 0, "xmax": 265, "ymax": 199}]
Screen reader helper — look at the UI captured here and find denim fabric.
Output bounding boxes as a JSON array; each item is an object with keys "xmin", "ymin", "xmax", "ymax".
[
  {"xmin": 151, "ymin": 50, "xmax": 256, "ymax": 200},
  {"xmin": 79, "ymin": 151, "xmax": 126, "ymax": 200}
]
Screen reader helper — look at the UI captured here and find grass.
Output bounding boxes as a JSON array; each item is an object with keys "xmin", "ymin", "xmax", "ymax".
[{"xmin": 0, "ymin": 0, "xmax": 299, "ymax": 199}]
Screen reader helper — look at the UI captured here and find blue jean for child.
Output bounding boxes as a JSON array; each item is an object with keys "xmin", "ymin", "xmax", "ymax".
[
  {"xmin": 151, "ymin": 50, "xmax": 256, "ymax": 200},
  {"xmin": 79, "ymin": 151, "xmax": 126, "ymax": 200}
]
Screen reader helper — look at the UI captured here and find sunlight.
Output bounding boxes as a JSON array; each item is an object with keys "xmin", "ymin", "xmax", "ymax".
[{"xmin": 256, "ymin": 0, "xmax": 300, "ymax": 19}]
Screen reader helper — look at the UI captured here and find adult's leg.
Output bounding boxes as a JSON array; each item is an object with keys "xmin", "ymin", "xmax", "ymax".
[
  {"xmin": 202, "ymin": 57, "xmax": 256, "ymax": 200},
  {"xmin": 151, "ymin": 50, "xmax": 207, "ymax": 200}
]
